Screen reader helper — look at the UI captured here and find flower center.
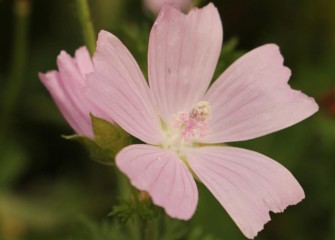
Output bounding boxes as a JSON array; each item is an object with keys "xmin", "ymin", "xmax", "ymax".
[
  {"xmin": 161, "ymin": 101, "xmax": 211, "ymax": 153},
  {"xmin": 174, "ymin": 101, "xmax": 211, "ymax": 140}
]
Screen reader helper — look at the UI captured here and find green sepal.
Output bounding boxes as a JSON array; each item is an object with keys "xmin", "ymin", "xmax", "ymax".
[
  {"xmin": 63, "ymin": 134, "xmax": 114, "ymax": 165},
  {"xmin": 63, "ymin": 114, "xmax": 131, "ymax": 165},
  {"xmin": 91, "ymin": 114, "xmax": 131, "ymax": 153}
]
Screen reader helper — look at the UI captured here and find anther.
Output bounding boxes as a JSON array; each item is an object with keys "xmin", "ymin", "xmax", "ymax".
[{"xmin": 174, "ymin": 101, "xmax": 211, "ymax": 140}]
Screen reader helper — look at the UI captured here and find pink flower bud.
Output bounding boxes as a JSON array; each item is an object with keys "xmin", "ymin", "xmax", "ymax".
[
  {"xmin": 39, "ymin": 47, "xmax": 109, "ymax": 138},
  {"xmin": 144, "ymin": 0, "xmax": 192, "ymax": 14}
]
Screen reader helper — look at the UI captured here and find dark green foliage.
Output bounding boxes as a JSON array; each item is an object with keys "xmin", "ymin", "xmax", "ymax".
[{"xmin": 212, "ymin": 37, "xmax": 245, "ymax": 81}]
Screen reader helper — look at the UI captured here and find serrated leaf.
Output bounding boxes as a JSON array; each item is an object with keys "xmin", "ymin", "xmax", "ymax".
[{"xmin": 110, "ymin": 193, "xmax": 158, "ymax": 225}]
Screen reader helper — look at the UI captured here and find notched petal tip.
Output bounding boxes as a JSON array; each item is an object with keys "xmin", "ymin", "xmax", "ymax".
[
  {"xmin": 253, "ymin": 43, "xmax": 284, "ymax": 63},
  {"xmin": 38, "ymin": 70, "xmax": 58, "ymax": 85},
  {"xmin": 76, "ymin": 45, "xmax": 89, "ymax": 52},
  {"xmin": 204, "ymin": 41, "xmax": 318, "ymax": 143},
  {"xmin": 249, "ymin": 194, "xmax": 305, "ymax": 239},
  {"xmin": 38, "ymin": 71, "xmax": 47, "ymax": 81},
  {"xmin": 56, "ymin": 50, "xmax": 74, "ymax": 68},
  {"xmin": 155, "ymin": 2, "xmax": 219, "ymax": 25},
  {"xmin": 58, "ymin": 50, "xmax": 70, "ymax": 59},
  {"xmin": 153, "ymin": 4, "xmax": 179, "ymax": 26},
  {"xmin": 263, "ymin": 44, "xmax": 319, "ymax": 117},
  {"xmin": 295, "ymin": 89, "xmax": 319, "ymax": 113},
  {"xmin": 74, "ymin": 46, "xmax": 90, "ymax": 57},
  {"xmin": 196, "ymin": 2, "xmax": 218, "ymax": 14},
  {"xmin": 186, "ymin": 146, "xmax": 306, "ymax": 239},
  {"xmin": 247, "ymin": 191, "xmax": 305, "ymax": 239}
]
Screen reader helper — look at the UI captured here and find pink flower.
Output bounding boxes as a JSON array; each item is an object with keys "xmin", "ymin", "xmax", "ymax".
[
  {"xmin": 39, "ymin": 47, "xmax": 107, "ymax": 138},
  {"xmin": 86, "ymin": 4, "xmax": 318, "ymax": 239},
  {"xmin": 144, "ymin": 0, "xmax": 192, "ymax": 13}
]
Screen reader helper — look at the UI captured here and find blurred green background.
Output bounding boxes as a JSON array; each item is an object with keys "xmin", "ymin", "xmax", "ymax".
[{"xmin": 1, "ymin": 0, "xmax": 335, "ymax": 239}]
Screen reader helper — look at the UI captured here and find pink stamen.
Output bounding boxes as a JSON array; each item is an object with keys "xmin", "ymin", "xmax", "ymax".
[{"xmin": 174, "ymin": 101, "xmax": 211, "ymax": 140}]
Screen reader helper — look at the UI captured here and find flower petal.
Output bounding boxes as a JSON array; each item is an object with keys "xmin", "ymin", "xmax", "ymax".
[
  {"xmin": 39, "ymin": 47, "xmax": 99, "ymax": 137},
  {"xmin": 116, "ymin": 144, "xmax": 198, "ymax": 220},
  {"xmin": 148, "ymin": 3, "xmax": 222, "ymax": 124},
  {"xmin": 144, "ymin": 0, "xmax": 192, "ymax": 14},
  {"xmin": 186, "ymin": 146, "xmax": 304, "ymax": 239},
  {"xmin": 75, "ymin": 46, "xmax": 94, "ymax": 78},
  {"xmin": 39, "ymin": 70, "xmax": 87, "ymax": 135},
  {"xmin": 86, "ymin": 31, "xmax": 162, "ymax": 144},
  {"xmin": 203, "ymin": 44, "xmax": 318, "ymax": 143}
]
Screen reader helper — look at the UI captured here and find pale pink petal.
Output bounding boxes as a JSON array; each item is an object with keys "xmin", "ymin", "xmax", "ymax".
[
  {"xmin": 39, "ymin": 47, "xmax": 99, "ymax": 137},
  {"xmin": 144, "ymin": 0, "xmax": 192, "ymax": 14},
  {"xmin": 86, "ymin": 31, "xmax": 162, "ymax": 144},
  {"xmin": 116, "ymin": 144, "xmax": 198, "ymax": 220},
  {"xmin": 39, "ymin": 70, "xmax": 89, "ymax": 135},
  {"xmin": 186, "ymin": 146, "xmax": 304, "ymax": 239},
  {"xmin": 203, "ymin": 44, "xmax": 318, "ymax": 143},
  {"xmin": 75, "ymin": 46, "xmax": 94, "ymax": 78},
  {"xmin": 148, "ymin": 3, "xmax": 222, "ymax": 124}
]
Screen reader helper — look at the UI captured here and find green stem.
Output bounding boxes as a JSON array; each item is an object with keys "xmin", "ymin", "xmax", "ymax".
[
  {"xmin": 0, "ymin": 0, "xmax": 30, "ymax": 144},
  {"xmin": 116, "ymin": 175, "xmax": 154, "ymax": 240},
  {"xmin": 75, "ymin": 0, "xmax": 96, "ymax": 55},
  {"xmin": 115, "ymin": 169, "xmax": 130, "ymax": 199},
  {"xmin": 143, "ymin": 218, "xmax": 153, "ymax": 240}
]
